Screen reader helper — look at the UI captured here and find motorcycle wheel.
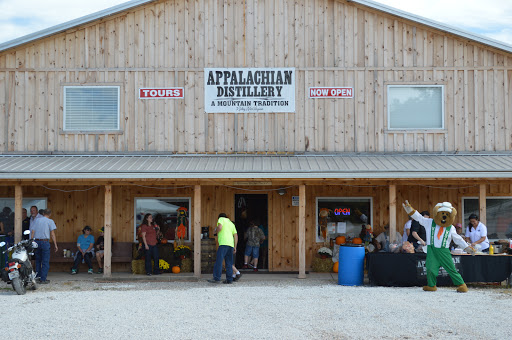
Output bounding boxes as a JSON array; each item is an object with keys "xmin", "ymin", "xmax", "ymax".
[{"xmin": 12, "ymin": 277, "xmax": 27, "ymax": 295}]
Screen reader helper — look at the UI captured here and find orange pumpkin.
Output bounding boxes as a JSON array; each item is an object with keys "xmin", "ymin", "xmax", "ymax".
[
  {"xmin": 335, "ymin": 236, "xmax": 346, "ymax": 245},
  {"xmin": 161, "ymin": 239, "xmax": 168, "ymax": 244},
  {"xmin": 333, "ymin": 262, "xmax": 339, "ymax": 273},
  {"xmin": 171, "ymin": 266, "xmax": 181, "ymax": 274},
  {"xmin": 352, "ymin": 237, "xmax": 363, "ymax": 244}
]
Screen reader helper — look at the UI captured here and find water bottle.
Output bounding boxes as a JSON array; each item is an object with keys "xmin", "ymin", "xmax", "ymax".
[{"xmin": 63, "ymin": 249, "xmax": 67, "ymax": 257}]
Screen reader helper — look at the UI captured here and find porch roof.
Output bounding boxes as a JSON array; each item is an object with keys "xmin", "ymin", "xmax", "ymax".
[{"xmin": 0, "ymin": 153, "xmax": 512, "ymax": 180}]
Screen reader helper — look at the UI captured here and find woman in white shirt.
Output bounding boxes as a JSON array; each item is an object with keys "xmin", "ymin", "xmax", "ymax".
[{"xmin": 465, "ymin": 214, "xmax": 490, "ymax": 252}]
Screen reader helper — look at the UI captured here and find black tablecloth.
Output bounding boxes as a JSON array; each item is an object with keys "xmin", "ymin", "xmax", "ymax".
[{"xmin": 366, "ymin": 252, "xmax": 512, "ymax": 287}]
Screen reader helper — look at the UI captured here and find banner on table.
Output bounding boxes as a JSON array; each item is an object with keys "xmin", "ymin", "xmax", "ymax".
[
  {"xmin": 204, "ymin": 68, "xmax": 295, "ymax": 113},
  {"xmin": 416, "ymin": 256, "xmax": 463, "ymax": 278}
]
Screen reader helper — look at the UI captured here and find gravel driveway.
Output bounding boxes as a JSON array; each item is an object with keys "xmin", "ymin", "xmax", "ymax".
[{"xmin": 1, "ymin": 278, "xmax": 511, "ymax": 340}]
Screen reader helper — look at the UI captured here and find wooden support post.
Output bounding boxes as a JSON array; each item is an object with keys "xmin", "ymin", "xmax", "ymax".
[
  {"xmin": 479, "ymin": 184, "xmax": 486, "ymax": 225},
  {"xmin": 14, "ymin": 185, "xmax": 22, "ymax": 243},
  {"xmin": 104, "ymin": 185, "xmax": 112, "ymax": 277},
  {"xmin": 194, "ymin": 185, "xmax": 201, "ymax": 278},
  {"xmin": 389, "ymin": 184, "xmax": 397, "ymax": 243},
  {"xmin": 298, "ymin": 184, "xmax": 306, "ymax": 279}
]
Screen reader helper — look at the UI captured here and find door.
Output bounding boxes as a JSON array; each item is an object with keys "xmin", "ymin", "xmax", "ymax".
[{"xmin": 234, "ymin": 194, "xmax": 268, "ymax": 270}]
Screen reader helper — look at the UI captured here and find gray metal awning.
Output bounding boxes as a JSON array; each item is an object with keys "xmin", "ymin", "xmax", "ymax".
[{"xmin": 0, "ymin": 153, "xmax": 512, "ymax": 180}]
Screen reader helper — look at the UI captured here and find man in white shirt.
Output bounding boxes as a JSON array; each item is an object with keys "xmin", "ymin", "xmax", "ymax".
[
  {"xmin": 402, "ymin": 217, "xmax": 412, "ymax": 243},
  {"xmin": 375, "ymin": 225, "xmax": 402, "ymax": 251}
]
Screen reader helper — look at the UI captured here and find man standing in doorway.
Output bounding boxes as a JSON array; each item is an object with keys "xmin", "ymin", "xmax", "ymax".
[
  {"xmin": 208, "ymin": 213, "xmax": 238, "ymax": 284},
  {"xmin": 30, "ymin": 208, "xmax": 58, "ymax": 284}
]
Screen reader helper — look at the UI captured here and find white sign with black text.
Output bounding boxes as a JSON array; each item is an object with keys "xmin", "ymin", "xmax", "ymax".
[{"xmin": 204, "ymin": 68, "xmax": 296, "ymax": 113}]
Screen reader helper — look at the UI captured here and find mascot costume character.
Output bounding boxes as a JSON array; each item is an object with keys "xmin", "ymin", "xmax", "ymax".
[{"xmin": 402, "ymin": 200, "xmax": 475, "ymax": 293}]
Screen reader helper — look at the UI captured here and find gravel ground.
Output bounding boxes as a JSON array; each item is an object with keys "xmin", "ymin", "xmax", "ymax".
[{"xmin": 1, "ymin": 277, "xmax": 511, "ymax": 340}]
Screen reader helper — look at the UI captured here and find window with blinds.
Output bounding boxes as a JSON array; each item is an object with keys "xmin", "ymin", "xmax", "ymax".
[
  {"xmin": 387, "ymin": 85, "xmax": 444, "ymax": 130},
  {"xmin": 63, "ymin": 86, "xmax": 120, "ymax": 131}
]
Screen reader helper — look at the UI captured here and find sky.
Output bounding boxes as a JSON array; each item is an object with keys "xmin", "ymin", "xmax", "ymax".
[{"xmin": 0, "ymin": 0, "xmax": 511, "ymax": 46}]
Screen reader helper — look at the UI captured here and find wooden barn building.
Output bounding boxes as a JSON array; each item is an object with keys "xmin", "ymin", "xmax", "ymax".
[{"xmin": 1, "ymin": 0, "xmax": 511, "ymax": 277}]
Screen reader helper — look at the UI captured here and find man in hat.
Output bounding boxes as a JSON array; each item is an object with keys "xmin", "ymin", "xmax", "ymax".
[
  {"xmin": 94, "ymin": 227, "xmax": 113, "ymax": 274},
  {"xmin": 71, "ymin": 226, "xmax": 95, "ymax": 275}
]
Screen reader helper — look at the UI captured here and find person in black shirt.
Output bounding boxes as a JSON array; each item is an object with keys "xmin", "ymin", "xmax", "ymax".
[
  {"xmin": 94, "ymin": 226, "xmax": 113, "ymax": 274},
  {"xmin": 408, "ymin": 210, "xmax": 429, "ymax": 251},
  {"xmin": 21, "ymin": 208, "xmax": 31, "ymax": 238}
]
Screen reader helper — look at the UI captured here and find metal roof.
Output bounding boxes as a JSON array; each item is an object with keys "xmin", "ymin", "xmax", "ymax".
[
  {"xmin": 351, "ymin": 0, "xmax": 512, "ymax": 53},
  {"xmin": 0, "ymin": 153, "xmax": 511, "ymax": 180},
  {"xmin": 0, "ymin": 0, "xmax": 511, "ymax": 54},
  {"xmin": 0, "ymin": 0, "xmax": 156, "ymax": 52}
]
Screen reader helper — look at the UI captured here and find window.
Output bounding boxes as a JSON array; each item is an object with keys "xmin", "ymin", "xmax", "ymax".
[
  {"xmin": 387, "ymin": 85, "xmax": 444, "ymax": 130},
  {"xmin": 63, "ymin": 86, "xmax": 120, "ymax": 131},
  {"xmin": 134, "ymin": 198, "xmax": 191, "ymax": 242},
  {"xmin": 462, "ymin": 197, "xmax": 512, "ymax": 240},
  {"xmin": 316, "ymin": 197, "xmax": 372, "ymax": 243},
  {"xmin": 0, "ymin": 198, "xmax": 47, "ymax": 234}
]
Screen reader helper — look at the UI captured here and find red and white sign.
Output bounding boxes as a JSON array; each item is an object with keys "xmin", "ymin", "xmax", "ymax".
[
  {"xmin": 309, "ymin": 87, "xmax": 353, "ymax": 98},
  {"xmin": 139, "ymin": 88, "xmax": 184, "ymax": 99}
]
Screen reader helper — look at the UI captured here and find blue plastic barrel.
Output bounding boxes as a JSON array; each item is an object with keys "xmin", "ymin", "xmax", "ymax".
[{"xmin": 338, "ymin": 244, "xmax": 365, "ymax": 286}]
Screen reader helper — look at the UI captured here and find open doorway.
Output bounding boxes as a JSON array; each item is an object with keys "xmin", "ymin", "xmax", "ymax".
[{"xmin": 234, "ymin": 194, "xmax": 268, "ymax": 270}]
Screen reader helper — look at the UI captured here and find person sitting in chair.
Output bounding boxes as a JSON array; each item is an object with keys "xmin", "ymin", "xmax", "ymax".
[{"xmin": 71, "ymin": 226, "xmax": 95, "ymax": 275}]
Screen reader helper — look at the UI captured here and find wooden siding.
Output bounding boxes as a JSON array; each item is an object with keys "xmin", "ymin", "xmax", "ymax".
[
  {"xmin": 1, "ymin": 0, "xmax": 511, "ymax": 153},
  {"xmin": 2, "ymin": 181, "xmax": 511, "ymax": 271}
]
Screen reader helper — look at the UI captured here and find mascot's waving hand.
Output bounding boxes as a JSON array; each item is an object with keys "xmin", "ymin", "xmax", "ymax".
[{"xmin": 402, "ymin": 200, "xmax": 475, "ymax": 293}]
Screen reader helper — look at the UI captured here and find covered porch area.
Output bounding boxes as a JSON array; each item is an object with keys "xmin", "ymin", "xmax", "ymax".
[{"xmin": 1, "ymin": 153, "xmax": 512, "ymax": 278}]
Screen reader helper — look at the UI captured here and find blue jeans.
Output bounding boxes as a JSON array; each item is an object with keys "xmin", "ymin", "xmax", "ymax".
[
  {"xmin": 213, "ymin": 245, "xmax": 233, "ymax": 282},
  {"xmin": 72, "ymin": 252, "xmax": 93, "ymax": 270},
  {"xmin": 5, "ymin": 236, "xmax": 14, "ymax": 246},
  {"xmin": 35, "ymin": 240, "xmax": 51, "ymax": 281},
  {"xmin": 145, "ymin": 245, "xmax": 159, "ymax": 274}
]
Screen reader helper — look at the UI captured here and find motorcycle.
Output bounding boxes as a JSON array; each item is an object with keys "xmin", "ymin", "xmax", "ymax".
[{"xmin": 0, "ymin": 230, "xmax": 38, "ymax": 295}]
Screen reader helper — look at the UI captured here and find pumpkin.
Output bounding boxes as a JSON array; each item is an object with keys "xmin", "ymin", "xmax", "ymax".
[
  {"xmin": 333, "ymin": 262, "xmax": 339, "ymax": 273},
  {"xmin": 161, "ymin": 239, "xmax": 168, "ymax": 244},
  {"xmin": 171, "ymin": 266, "xmax": 181, "ymax": 274},
  {"xmin": 352, "ymin": 237, "xmax": 363, "ymax": 244},
  {"xmin": 335, "ymin": 236, "xmax": 346, "ymax": 245}
]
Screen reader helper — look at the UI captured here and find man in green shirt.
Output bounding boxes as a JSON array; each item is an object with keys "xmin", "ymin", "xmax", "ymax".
[{"xmin": 208, "ymin": 213, "xmax": 238, "ymax": 284}]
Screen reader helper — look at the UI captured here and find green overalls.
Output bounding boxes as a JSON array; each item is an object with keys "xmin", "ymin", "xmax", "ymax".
[{"xmin": 425, "ymin": 221, "xmax": 465, "ymax": 287}]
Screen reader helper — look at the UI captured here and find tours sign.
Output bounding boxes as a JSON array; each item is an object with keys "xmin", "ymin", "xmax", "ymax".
[
  {"xmin": 204, "ymin": 68, "xmax": 295, "ymax": 113},
  {"xmin": 139, "ymin": 88, "xmax": 184, "ymax": 99}
]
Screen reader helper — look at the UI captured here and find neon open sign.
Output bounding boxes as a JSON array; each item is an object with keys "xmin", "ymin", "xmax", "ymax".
[{"xmin": 334, "ymin": 208, "xmax": 351, "ymax": 216}]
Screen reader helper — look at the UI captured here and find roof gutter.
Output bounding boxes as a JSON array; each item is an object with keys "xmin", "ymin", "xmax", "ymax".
[{"xmin": 1, "ymin": 171, "xmax": 512, "ymax": 180}]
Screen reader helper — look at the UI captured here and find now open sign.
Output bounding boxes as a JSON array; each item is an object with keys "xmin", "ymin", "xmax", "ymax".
[
  {"xmin": 139, "ymin": 88, "xmax": 184, "ymax": 99},
  {"xmin": 309, "ymin": 87, "xmax": 353, "ymax": 98}
]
